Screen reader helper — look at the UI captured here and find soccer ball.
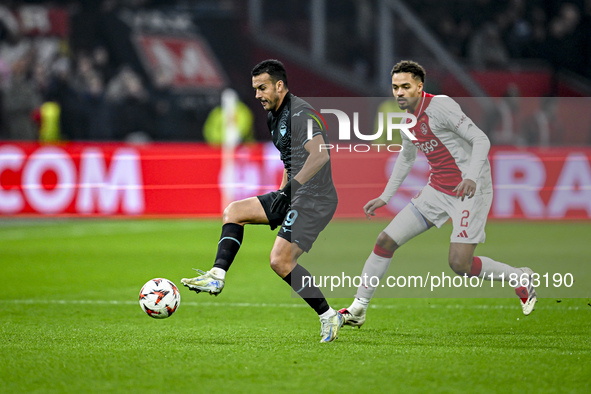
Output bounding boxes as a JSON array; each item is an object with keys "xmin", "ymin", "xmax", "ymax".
[{"xmin": 139, "ymin": 278, "xmax": 181, "ymax": 319}]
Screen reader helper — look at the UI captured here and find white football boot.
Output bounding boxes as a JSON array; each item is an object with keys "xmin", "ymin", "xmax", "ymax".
[
  {"xmin": 320, "ymin": 311, "xmax": 344, "ymax": 343},
  {"xmin": 181, "ymin": 269, "xmax": 225, "ymax": 295},
  {"xmin": 338, "ymin": 307, "xmax": 366, "ymax": 328},
  {"xmin": 515, "ymin": 267, "xmax": 537, "ymax": 315}
]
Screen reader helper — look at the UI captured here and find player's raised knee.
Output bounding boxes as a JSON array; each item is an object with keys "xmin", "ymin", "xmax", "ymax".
[
  {"xmin": 223, "ymin": 200, "xmax": 252, "ymax": 224},
  {"xmin": 376, "ymin": 231, "xmax": 399, "ymax": 252},
  {"xmin": 222, "ymin": 201, "xmax": 238, "ymax": 224}
]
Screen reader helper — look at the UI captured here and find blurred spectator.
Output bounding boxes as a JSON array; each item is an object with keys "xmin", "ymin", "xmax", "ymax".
[
  {"xmin": 503, "ymin": 0, "xmax": 531, "ymax": 58},
  {"xmin": 36, "ymin": 101, "xmax": 61, "ymax": 142},
  {"xmin": 436, "ymin": 15, "xmax": 471, "ymax": 58},
  {"xmin": 55, "ymin": 51, "xmax": 112, "ymax": 140},
  {"xmin": 203, "ymin": 96, "xmax": 254, "ymax": 146},
  {"xmin": 106, "ymin": 66, "xmax": 155, "ymax": 141},
  {"xmin": 1, "ymin": 56, "xmax": 42, "ymax": 140},
  {"xmin": 72, "ymin": 53, "xmax": 100, "ymax": 94},
  {"xmin": 92, "ymin": 45, "xmax": 115, "ymax": 83},
  {"xmin": 105, "ymin": 65, "xmax": 137, "ymax": 102},
  {"xmin": 404, "ymin": 0, "xmax": 590, "ymax": 81},
  {"xmin": 151, "ymin": 66, "xmax": 184, "ymax": 141},
  {"xmin": 0, "ymin": 0, "xmax": 589, "ymax": 144},
  {"xmin": 546, "ymin": 3, "xmax": 585, "ymax": 75},
  {"xmin": 0, "ymin": 5, "xmax": 19, "ymax": 43},
  {"xmin": 468, "ymin": 22, "xmax": 510, "ymax": 68},
  {"xmin": 0, "ymin": 59, "xmax": 8, "ymax": 137},
  {"xmin": 45, "ymin": 56, "xmax": 78, "ymax": 139},
  {"xmin": 0, "ymin": 5, "xmax": 27, "ymax": 68},
  {"xmin": 582, "ymin": 0, "xmax": 591, "ymax": 78},
  {"xmin": 80, "ymin": 72, "xmax": 112, "ymax": 140},
  {"xmin": 523, "ymin": 5, "xmax": 548, "ymax": 58}
]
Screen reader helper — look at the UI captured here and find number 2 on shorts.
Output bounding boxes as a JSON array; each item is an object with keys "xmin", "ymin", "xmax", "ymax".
[{"xmin": 461, "ymin": 210, "xmax": 470, "ymax": 227}]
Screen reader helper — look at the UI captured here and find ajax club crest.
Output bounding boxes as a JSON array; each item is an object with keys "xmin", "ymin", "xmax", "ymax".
[{"xmin": 420, "ymin": 122, "xmax": 428, "ymax": 135}]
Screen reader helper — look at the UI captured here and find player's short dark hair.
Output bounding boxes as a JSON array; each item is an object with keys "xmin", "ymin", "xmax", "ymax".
[
  {"xmin": 391, "ymin": 60, "xmax": 426, "ymax": 83},
  {"xmin": 251, "ymin": 59, "xmax": 288, "ymax": 88}
]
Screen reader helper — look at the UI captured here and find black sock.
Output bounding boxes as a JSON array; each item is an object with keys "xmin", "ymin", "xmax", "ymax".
[
  {"xmin": 283, "ymin": 265, "xmax": 330, "ymax": 315},
  {"xmin": 212, "ymin": 223, "xmax": 244, "ymax": 271}
]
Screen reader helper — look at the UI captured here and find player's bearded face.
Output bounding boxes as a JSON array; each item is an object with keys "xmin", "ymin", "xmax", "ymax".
[
  {"xmin": 392, "ymin": 72, "xmax": 423, "ymax": 112},
  {"xmin": 252, "ymin": 73, "xmax": 282, "ymax": 112}
]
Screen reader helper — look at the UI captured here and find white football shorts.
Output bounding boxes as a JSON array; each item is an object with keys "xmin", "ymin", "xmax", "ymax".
[{"xmin": 411, "ymin": 184, "xmax": 493, "ymax": 244}]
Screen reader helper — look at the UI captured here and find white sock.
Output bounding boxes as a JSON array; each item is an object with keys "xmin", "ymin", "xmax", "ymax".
[
  {"xmin": 354, "ymin": 251, "xmax": 393, "ymax": 300},
  {"xmin": 319, "ymin": 307, "xmax": 336, "ymax": 320},
  {"xmin": 210, "ymin": 267, "xmax": 226, "ymax": 280},
  {"xmin": 477, "ymin": 256, "xmax": 522, "ymax": 286},
  {"xmin": 349, "ymin": 297, "xmax": 370, "ymax": 315}
]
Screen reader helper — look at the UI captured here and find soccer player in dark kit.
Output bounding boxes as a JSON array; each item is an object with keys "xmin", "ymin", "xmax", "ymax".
[{"xmin": 182, "ymin": 59, "xmax": 343, "ymax": 342}]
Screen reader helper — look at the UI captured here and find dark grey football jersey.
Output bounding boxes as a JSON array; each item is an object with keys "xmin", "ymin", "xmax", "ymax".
[{"xmin": 266, "ymin": 93, "xmax": 338, "ymax": 200}]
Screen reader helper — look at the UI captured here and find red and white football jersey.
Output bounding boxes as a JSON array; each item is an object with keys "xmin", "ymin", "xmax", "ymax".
[
  {"xmin": 380, "ymin": 92, "xmax": 492, "ymax": 203},
  {"xmin": 406, "ymin": 93, "xmax": 493, "ymax": 196}
]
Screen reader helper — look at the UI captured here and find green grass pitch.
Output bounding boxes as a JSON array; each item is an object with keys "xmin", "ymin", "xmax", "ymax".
[{"xmin": 1, "ymin": 218, "xmax": 590, "ymax": 393}]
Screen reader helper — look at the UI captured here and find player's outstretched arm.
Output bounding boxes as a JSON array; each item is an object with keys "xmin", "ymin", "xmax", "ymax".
[{"xmin": 363, "ymin": 197, "xmax": 387, "ymax": 220}]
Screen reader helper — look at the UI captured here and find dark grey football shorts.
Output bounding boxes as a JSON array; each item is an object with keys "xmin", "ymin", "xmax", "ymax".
[{"xmin": 257, "ymin": 192, "xmax": 337, "ymax": 253}]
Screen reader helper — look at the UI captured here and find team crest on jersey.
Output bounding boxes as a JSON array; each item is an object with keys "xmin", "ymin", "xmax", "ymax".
[
  {"xmin": 420, "ymin": 122, "xmax": 428, "ymax": 135},
  {"xmin": 280, "ymin": 123, "xmax": 287, "ymax": 136}
]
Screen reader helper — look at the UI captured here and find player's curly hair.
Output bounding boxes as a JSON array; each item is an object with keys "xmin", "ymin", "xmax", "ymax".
[
  {"xmin": 391, "ymin": 60, "xmax": 426, "ymax": 83},
  {"xmin": 252, "ymin": 59, "xmax": 288, "ymax": 88}
]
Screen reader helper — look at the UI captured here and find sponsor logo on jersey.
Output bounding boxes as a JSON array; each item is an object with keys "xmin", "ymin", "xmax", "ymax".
[
  {"xmin": 420, "ymin": 122, "xmax": 428, "ymax": 135},
  {"xmin": 414, "ymin": 139, "xmax": 440, "ymax": 154}
]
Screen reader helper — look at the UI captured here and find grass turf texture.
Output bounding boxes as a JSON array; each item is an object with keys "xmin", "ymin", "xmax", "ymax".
[{"xmin": 1, "ymin": 219, "xmax": 590, "ymax": 393}]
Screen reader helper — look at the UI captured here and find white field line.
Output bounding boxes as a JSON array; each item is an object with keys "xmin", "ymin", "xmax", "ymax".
[
  {"xmin": 0, "ymin": 221, "xmax": 199, "ymax": 241},
  {"xmin": 3, "ymin": 298, "xmax": 583, "ymax": 310}
]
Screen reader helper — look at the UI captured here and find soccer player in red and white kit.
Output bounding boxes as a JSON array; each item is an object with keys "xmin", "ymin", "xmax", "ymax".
[{"xmin": 339, "ymin": 60, "xmax": 537, "ymax": 327}]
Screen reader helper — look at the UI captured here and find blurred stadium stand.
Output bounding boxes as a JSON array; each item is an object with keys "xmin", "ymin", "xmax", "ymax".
[{"xmin": 0, "ymin": 0, "xmax": 590, "ymax": 144}]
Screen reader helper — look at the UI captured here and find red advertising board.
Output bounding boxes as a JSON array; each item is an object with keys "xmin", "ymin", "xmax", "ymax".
[
  {"xmin": 0, "ymin": 143, "xmax": 222, "ymax": 216},
  {"xmin": 1, "ymin": 142, "xmax": 590, "ymax": 220}
]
